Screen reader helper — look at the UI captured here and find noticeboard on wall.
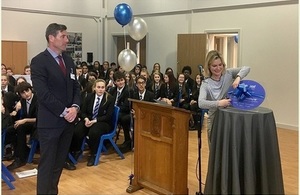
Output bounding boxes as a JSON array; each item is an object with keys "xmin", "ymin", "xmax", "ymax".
[{"xmin": 67, "ymin": 32, "xmax": 82, "ymax": 66}]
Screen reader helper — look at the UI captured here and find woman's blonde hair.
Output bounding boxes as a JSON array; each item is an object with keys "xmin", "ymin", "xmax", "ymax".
[{"xmin": 204, "ymin": 50, "xmax": 226, "ymax": 77}]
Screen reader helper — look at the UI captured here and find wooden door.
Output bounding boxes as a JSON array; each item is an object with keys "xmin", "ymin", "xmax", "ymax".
[
  {"xmin": 116, "ymin": 35, "xmax": 146, "ymax": 71},
  {"xmin": 13, "ymin": 41, "xmax": 27, "ymax": 74},
  {"xmin": 2, "ymin": 40, "xmax": 27, "ymax": 74},
  {"xmin": 177, "ymin": 34, "xmax": 207, "ymax": 79},
  {"xmin": 2, "ymin": 41, "xmax": 13, "ymax": 68}
]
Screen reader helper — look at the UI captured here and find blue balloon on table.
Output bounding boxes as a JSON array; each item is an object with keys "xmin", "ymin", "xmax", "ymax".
[{"xmin": 114, "ymin": 3, "xmax": 133, "ymax": 26}]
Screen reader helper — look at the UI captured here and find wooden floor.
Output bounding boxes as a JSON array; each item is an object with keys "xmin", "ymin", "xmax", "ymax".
[{"xmin": 2, "ymin": 122, "xmax": 298, "ymax": 195}]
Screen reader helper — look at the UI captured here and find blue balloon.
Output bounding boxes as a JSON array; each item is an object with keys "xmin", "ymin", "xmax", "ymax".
[
  {"xmin": 114, "ymin": 3, "xmax": 133, "ymax": 26},
  {"xmin": 234, "ymin": 35, "xmax": 239, "ymax": 43}
]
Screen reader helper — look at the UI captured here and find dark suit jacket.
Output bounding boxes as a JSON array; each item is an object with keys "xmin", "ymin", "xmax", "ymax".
[
  {"xmin": 80, "ymin": 92, "xmax": 114, "ymax": 127},
  {"xmin": 160, "ymin": 82, "xmax": 179, "ymax": 106},
  {"xmin": 109, "ymin": 86, "xmax": 130, "ymax": 114},
  {"xmin": 8, "ymin": 76, "xmax": 16, "ymax": 86},
  {"xmin": 132, "ymin": 90, "xmax": 155, "ymax": 102},
  {"xmin": 20, "ymin": 93, "xmax": 38, "ymax": 119},
  {"xmin": 31, "ymin": 49, "xmax": 81, "ymax": 129},
  {"xmin": 3, "ymin": 84, "xmax": 15, "ymax": 93},
  {"xmin": 77, "ymin": 75, "xmax": 87, "ymax": 90},
  {"xmin": 185, "ymin": 77, "xmax": 194, "ymax": 93},
  {"xmin": 3, "ymin": 91, "xmax": 19, "ymax": 113}
]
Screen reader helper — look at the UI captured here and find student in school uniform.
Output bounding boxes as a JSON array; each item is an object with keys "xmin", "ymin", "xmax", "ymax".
[
  {"xmin": 109, "ymin": 71, "xmax": 132, "ymax": 153},
  {"xmin": 70, "ymin": 79, "xmax": 114, "ymax": 166},
  {"xmin": 132, "ymin": 75, "xmax": 155, "ymax": 102},
  {"xmin": 6, "ymin": 82, "xmax": 38, "ymax": 170}
]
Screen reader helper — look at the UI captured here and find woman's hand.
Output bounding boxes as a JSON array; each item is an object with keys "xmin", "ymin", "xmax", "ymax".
[
  {"xmin": 232, "ymin": 76, "xmax": 241, "ymax": 89},
  {"xmin": 190, "ymin": 100, "xmax": 197, "ymax": 105},
  {"xmin": 10, "ymin": 110, "xmax": 18, "ymax": 116},
  {"xmin": 161, "ymin": 98, "xmax": 172, "ymax": 105},
  {"xmin": 84, "ymin": 118, "xmax": 93, "ymax": 127},
  {"xmin": 14, "ymin": 101, "xmax": 21, "ymax": 111},
  {"xmin": 218, "ymin": 99, "xmax": 231, "ymax": 108}
]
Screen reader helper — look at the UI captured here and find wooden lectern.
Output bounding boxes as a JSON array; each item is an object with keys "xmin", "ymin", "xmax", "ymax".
[{"xmin": 127, "ymin": 99, "xmax": 190, "ymax": 194}]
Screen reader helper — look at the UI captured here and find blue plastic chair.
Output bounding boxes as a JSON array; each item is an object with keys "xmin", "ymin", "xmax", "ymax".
[
  {"xmin": 27, "ymin": 138, "xmax": 39, "ymax": 163},
  {"xmin": 68, "ymin": 136, "xmax": 86, "ymax": 165},
  {"xmin": 2, "ymin": 128, "xmax": 7, "ymax": 158},
  {"xmin": 2, "ymin": 129, "xmax": 15, "ymax": 190},
  {"xmin": 94, "ymin": 106, "xmax": 124, "ymax": 166},
  {"xmin": 2, "ymin": 163, "xmax": 15, "ymax": 190}
]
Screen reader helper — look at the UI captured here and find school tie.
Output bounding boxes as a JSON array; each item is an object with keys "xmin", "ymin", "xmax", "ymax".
[
  {"xmin": 115, "ymin": 91, "xmax": 121, "ymax": 105},
  {"xmin": 26, "ymin": 100, "xmax": 31, "ymax": 114},
  {"xmin": 139, "ymin": 95, "xmax": 143, "ymax": 100},
  {"xmin": 92, "ymin": 97, "xmax": 100, "ymax": 119},
  {"xmin": 179, "ymin": 85, "xmax": 183, "ymax": 98},
  {"xmin": 167, "ymin": 84, "xmax": 170, "ymax": 98},
  {"xmin": 178, "ymin": 85, "xmax": 182, "ymax": 107},
  {"xmin": 57, "ymin": 55, "xmax": 66, "ymax": 76}
]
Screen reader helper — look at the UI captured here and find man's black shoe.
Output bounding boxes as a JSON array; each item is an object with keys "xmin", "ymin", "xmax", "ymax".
[
  {"xmin": 7, "ymin": 158, "xmax": 26, "ymax": 171},
  {"xmin": 87, "ymin": 156, "xmax": 95, "ymax": 166},
  {"xmin": 63, "ymin": 161, "xmax": 76, "ymax": 170}
]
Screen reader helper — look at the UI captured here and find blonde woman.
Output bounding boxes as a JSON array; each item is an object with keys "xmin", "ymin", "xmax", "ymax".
[
  {"xmin": 71, "ymin": 79, "xmax": 115, "ymax": 166},
  {"xmin": 198, "ymin": 50, "xmax": 250, "ymax": 145}
]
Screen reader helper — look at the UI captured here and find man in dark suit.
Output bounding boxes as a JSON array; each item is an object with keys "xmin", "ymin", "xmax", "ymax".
[
  {"xmin": 6, "ymin": 82, "xmax": 38, "ymax": 170},
  {"xmin": 109, "ymin": 71, "xmax": 132, "ymax": 153},
  {"xmin": 31, "ymin": 23, "xmax": 81, "ymax": 195}
]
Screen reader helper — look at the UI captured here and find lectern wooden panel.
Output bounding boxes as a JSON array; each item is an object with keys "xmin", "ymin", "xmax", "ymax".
[{"xmin": 127, "ymin": 99, "xmax": 190, "ymax": 194}]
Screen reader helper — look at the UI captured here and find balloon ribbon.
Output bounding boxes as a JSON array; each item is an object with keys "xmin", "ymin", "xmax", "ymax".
[{"xmin": 228, "ymin": 83, "xmax": 264, "ymax": 101}]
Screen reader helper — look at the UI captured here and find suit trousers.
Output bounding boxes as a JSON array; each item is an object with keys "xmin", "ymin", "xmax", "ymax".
[
  {"xmin": 118, "ymin": 112, "xmax": 131, "ymax": 142},
  {"xmin": 15, "ymin": 123, "xmax": 35, "ymax": 161},
  {"xmin": 71, "ymin": 120, "xmax": 111, "ymax": 155},
  {"xmin": 37, "ymin": 123, "xmax": 74, "ymax": 195}
]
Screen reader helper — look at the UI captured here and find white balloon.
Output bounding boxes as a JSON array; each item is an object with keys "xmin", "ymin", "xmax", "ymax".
[
  {"xmin": 118, "ymin": 49, "xmax": 137, "ymax": 72},
  {"xmin": 128, "ymin": 17, "xmax": 148, "ymax": 41}
]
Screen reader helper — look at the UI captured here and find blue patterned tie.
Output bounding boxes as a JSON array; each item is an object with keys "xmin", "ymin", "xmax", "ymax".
[
  {"xmin": 92, "ymin": 97, "xmax": 100, "ymax": 119},
  {"xmin": 115, "ymin": 91, "xmax": 120, "ymax": 105}
]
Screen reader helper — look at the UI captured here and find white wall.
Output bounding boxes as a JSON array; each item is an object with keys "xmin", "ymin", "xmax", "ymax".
[
  {"xmin": 107, "ymin": 0, "xmax": 296, "ymax": 16},
  {"xmin": 1, "ymin": 0, "xmax": 298, "ymax": 130},
  {"xmin": 2, "ymin": 10, "xmax": 100, "ymax": 65},
  {"xmin": 2, "ymin": 0, "xmax": 102, "ymax": 16},
  {"xmin": 190, "ymin": 5, "xmax": 298, "ymax": 130},
  {"xmin": 106, "ymin": 3, "xmax": 298, "ymax": 130}
]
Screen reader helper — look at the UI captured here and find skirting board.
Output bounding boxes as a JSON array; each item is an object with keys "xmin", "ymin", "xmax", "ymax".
[{"xmin": 276, "ymin": 123, "xmax": 298, "ymax": 131}]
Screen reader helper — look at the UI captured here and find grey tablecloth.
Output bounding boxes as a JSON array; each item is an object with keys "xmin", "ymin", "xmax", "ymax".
[{"xmin": 204, "ymin": 107, "xmax": 284, "ymax": 194}]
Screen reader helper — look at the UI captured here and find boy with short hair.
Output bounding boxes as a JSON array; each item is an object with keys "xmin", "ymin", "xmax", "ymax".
[
  {"xmin": 109, "ymin": 71, "xmax": 132, "ymax": 153},
  {"xmin": 7, "ymin": 82, "xmax": 38, "ymax": 170}
]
